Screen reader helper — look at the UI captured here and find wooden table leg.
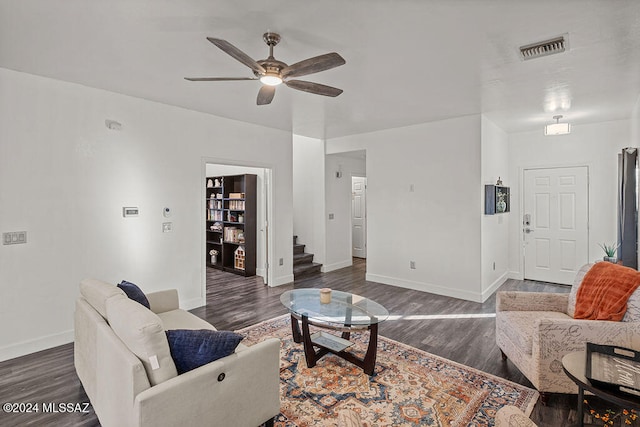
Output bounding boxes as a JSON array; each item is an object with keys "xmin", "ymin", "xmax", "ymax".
[
  {"xmin": 362, "ymin": 322, "xmax": 378, "ymax": 375},
  {"xmin": 301, "ymin": 314, "xmax": 317, "ymax": 368},
  {"xmin": 290, "ymin": 314, "xmax": 302, "ymax": 343}
]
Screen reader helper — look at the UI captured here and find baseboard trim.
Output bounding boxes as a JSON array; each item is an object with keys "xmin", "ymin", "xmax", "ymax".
[
  {"xmin": 0, "ymin": 329, "xmax": 74, "ymax": 363},
  {"xmin": 181, "ymin": 297, "xmax": 205, "ymax": 311},
  {"xmin": 481, "ymin": 272, "xmax": 509, "ymax": 302},
  {"xmin": 321, "ymin": 259, "xmax": 352, "ymax": 273},
  {"xmin": 270, "ymin": 274, "xmax": 294, "ymax": 287},
  {"xmin": 365, "ymin": 273, "xmax": 483, "ymax": 303},
  {"xmin": 508, "ymin": 270, "xmax": 524, "ymax": 280}
]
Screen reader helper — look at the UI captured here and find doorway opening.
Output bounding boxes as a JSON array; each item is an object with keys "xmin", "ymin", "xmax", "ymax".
[
  {"xmin": 203, "ymin": 160, "xmax": 273, "ymax": 303},
  {"xmin": 323, "ymin": 150, "xmax": 366, "ymax": 274}
]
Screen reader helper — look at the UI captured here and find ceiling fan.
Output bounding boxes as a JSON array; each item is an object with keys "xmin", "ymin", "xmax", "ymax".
[{"xmin": 185, "ymin": 32, "xmax": 346, "ymax": 105}]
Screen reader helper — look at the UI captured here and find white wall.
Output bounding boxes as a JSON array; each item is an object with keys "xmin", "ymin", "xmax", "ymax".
[
  {"xmin": 0, "ymin": 68, "xmax": 293, "ymax": 361},
  {"xmin": 507, "ymin": 119, "xmax": 631, "ymax": 279},
  {"xmin": 480, "ymin": 116, "xmax": 510, "ymax": 298},
  {"xmin": 324, "ymin": 153, "xmax": 366, "ymax": 272},
  {"xmin": 205, "ymin": 164, "xmax": 267, "ymax": 279},
  {"xmin": 328, "ymin": 115, "xmax": 485, "ymax": 302},
  {"xmin": 292, "ymin": 135, "xmax": 326, "ymax": 265}
]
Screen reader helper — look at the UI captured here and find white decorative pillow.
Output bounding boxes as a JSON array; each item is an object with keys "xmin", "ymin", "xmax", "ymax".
[
  {"xmin": 106, "ymin": 294, "xmax": 178, "ymax": 386},
  {"xmin": 567, "ymin": 263, "xmax": 593, "ymax": 317}
]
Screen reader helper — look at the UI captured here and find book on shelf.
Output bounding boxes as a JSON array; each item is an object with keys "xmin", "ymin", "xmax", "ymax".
[{"xmin": 229, "ymin": 200, "xmax": 245, "ymax": 210}]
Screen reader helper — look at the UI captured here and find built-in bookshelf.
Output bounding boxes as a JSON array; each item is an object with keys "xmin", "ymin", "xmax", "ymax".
[{"xmin": 205, "ymin": 174, "xmax": 256, "ymax": 276}]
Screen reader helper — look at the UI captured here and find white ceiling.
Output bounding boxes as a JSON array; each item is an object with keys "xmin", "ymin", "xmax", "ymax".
[{"xmin": 1, "ymin": 0, "xmax": 639, "ymax": 139}]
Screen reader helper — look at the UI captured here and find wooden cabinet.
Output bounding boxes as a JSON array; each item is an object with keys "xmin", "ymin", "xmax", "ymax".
[{"xmin": 206, "ymin": 174, "xmax": 256, "ymax": 276}]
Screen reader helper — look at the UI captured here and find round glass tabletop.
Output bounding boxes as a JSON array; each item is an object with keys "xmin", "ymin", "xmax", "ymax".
[{"xmin": 280, "ymin": 288, "xmax": 389, "ymax": 327}]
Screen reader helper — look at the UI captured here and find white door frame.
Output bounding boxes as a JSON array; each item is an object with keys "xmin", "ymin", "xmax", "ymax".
[
  {"xmin": 201, "ymin": 158, "xmax": 275, "ymax": 302},
  {"xmin": 351, "ymin": 175, "xmax": 367, "ymax": 258},
  {"xmin": 519, "ymin": 164, "xmax": 590, "ymax": 283}
]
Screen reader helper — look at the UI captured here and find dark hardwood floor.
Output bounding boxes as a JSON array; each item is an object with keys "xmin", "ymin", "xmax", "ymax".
[{"xmin": 0, "ymin": 259, "xmax": 615, "ymax": 426}]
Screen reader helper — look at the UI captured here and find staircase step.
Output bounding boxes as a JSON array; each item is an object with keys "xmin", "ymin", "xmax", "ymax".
[
  {"xmin": 293, "ymin": 262, "xmax": 322, "ymax": 278},
  {"xmin": 294, "ymin": 252, "xmax": 314, "ymax": 265},
  {"xmin": 293, "ymin": 243, "xmax": 305, "ymax": 255}
]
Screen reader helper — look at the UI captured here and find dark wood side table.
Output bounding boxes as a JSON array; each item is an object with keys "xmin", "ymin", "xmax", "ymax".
[{"xmin": 562, "ymin": 351, "xmax": 640, "ymax": 427}]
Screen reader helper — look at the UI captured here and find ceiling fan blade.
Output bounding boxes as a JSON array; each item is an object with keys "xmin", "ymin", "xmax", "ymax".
[
  {"xmin": 285, "ymin": 80, "xmax": 343, "ymax": 97},
  {"xmin": 184, "ymin": 77, "xmax": 258, "ymax": 81},
  {"xmin": 257, "ymin": 85, "xmax": 276, "ymax": 105},
  {"xmin": 281, "ymin": 52, "xmax": 345, "ymax": 79},
  {"xmin": 206, "ymin": 37, "xmax": 266, "ymax": 75}
]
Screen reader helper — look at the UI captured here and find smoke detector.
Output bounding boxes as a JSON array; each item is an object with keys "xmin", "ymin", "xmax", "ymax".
[{"xmin": 520, "ymin": 34, "xmax": 568, "ymax": 60}]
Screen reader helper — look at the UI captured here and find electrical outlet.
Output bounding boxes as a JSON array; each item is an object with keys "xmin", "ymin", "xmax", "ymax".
[
  {"xmin": 329, "ymin": 213, "xmax": 335, "ymax": 220},
  {"xmin": 410, "ymin": 261, "xmax": 416, "ymax": 269},
  {"xmin": 162, "ymin": 222, "xmax": 172, "ymax": 233}
]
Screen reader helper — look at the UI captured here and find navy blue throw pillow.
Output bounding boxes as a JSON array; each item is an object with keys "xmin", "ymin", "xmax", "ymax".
[
  {"xmin": 165, "ymin": 329, "xmax": 244, "ymax": 374},
  {"xmin": 117, "ymin": 280, "xmax": 150, "ymax": 309}
]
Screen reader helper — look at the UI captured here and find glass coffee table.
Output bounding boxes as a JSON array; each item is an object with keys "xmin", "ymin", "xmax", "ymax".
[{"xmin": 280, "ymin": 288, "xmax": 389, "ymax": 375}]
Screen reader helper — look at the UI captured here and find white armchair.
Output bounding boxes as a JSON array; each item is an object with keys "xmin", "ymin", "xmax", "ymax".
[{"xmin": 495, "ymin": 264, "xmax": 640, "ymax": 399}]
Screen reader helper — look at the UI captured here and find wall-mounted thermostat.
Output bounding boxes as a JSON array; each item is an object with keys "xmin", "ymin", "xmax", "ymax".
[{"xmin": 122, "ymin": 207, "xmax": 139, "ymax": 217}]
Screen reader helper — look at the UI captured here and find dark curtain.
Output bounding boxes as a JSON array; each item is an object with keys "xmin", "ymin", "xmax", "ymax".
[{"xmin": 618, "ymin": 148, "xmax": 638, "ymax": 269}]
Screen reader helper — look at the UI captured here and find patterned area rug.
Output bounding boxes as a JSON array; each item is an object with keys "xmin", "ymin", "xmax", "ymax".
[{"xmin": 238, "ymin": 315, "xmax": 538, "ymax": 427}]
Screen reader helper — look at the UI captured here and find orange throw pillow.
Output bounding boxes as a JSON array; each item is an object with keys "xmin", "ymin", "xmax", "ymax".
[{"xmin": 574, "ymin": 262, "xmax": 640, "ymax": 321}]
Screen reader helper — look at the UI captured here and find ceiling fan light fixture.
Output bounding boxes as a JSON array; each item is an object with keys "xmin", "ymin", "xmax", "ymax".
[
  {"xmin": 260, "ymin": 74, "xmax": 282, "ymax": 86},
  {"xmin": 544, "ymin": 115, "xmax": 571, "ymax": 136}
]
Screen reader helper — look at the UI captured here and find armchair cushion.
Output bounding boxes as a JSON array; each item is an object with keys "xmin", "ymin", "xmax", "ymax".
[
  {"xmin": 624, "ymin": 290, "xmax": 640, "ymax": 322},
  {"xmin": 495, "ymin": 405, "xmax": 537, "ymax": 427},
  {"xmin": 165, "ymin": 329, "xmax": 244, "ymax": 374},
  {"xmin": 567, "ymin": 264, "xmax": 592, "ymax": 317},
  {"xmin": 497, "ymin": 311, "xmax": 569, "ymax": 354}
]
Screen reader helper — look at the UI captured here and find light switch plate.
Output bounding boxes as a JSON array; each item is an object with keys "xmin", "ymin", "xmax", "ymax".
[
  {"xmin": 3, "ymin": 231, "xmax": 27, "ymax": 245},
  {"xmin": 162, "ymin": 222, "xmax": 172, "ymax": 232}
]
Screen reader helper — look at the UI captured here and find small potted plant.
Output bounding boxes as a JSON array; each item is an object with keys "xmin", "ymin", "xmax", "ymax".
[
  {"xmin": 209, "ymin": 249, "xmax": 219, "ymax": 265},
  {"xmin": 599, "ymin": 242, "xmax": 620, "ymax": 263}
]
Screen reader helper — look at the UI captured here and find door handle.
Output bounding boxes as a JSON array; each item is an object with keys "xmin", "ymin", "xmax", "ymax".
[{"xmin": 524, "ymin": 228, "xmax": 534, "ymax": 234}]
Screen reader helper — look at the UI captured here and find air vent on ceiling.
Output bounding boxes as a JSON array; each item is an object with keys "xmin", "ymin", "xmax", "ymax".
[{"xmin": 520, "ymin": 35, "xmax": 568, "ymax": 60}]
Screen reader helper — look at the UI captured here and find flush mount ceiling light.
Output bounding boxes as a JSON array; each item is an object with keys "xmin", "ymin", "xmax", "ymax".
[{"xmin": 544, "ymin": 115, "xmax": 571, "ymax": 136}]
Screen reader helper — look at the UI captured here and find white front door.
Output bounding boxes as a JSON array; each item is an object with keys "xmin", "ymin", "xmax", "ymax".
[
  {"xmin": 523, "ymin": 167, "xmax": 589, "ymax": 285},
  {"xmin": 352, "ymin": 176, "xmax": 367, "ymax": 258}
]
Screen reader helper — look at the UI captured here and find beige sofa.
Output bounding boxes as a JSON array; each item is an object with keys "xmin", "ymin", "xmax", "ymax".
[
  {"xmin": 74, "ymin": 279, "xmax": 281, "ymax": 427},
  {"xmin": 496, "ymin": 263, "xmax": 640, "ymax": 397}
]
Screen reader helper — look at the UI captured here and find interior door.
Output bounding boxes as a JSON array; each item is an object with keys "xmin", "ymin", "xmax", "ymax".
[
  {"xmin": 523, "ymin": 167, "xmax": 589, "ymax": 285},
  {"xmin": 352, "ymin": 176, "xmax": 367, "ymax": 258}
]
